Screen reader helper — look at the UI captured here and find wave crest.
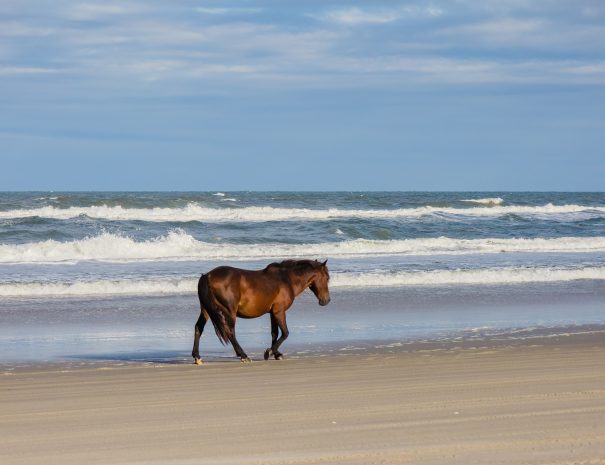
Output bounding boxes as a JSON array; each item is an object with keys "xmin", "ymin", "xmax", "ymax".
[
  {"xmin": 336, "ymin": 266, "xmax": 605, "ymax": 287},
  {"xmin": 0, "ymin": 203, "xmax": 604, "ymax": 222},
  {"xmin": 461, "ymin": 197, "xmax": 504, "ymax": 205},
  {"xmin": 2, "ymin": 231, "xmax": 605, "ymax": 264},
  {"xmin": 1, "ymin": 266, "xmax": 604, "ymax": 297}
]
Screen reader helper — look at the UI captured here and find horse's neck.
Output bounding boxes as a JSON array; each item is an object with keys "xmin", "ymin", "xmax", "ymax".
[{"xmin": 288, "ymin": 268, "xmax": 316, "ymax": 296}]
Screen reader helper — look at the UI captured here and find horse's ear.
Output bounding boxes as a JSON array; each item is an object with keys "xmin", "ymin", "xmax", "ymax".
[{"xmin": 322, "ymin": 259, "xmax": 328, "ymax": 266}]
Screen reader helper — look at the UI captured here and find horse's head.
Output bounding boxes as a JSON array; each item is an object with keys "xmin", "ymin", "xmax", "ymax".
[{"xmin": 309, "ymin": 260, "xmax": 331, "ymax": 306}]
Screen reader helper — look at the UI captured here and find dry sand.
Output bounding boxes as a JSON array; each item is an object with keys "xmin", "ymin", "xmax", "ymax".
[{"xmin": 2, "ymin": 335, "xmax": 605, "ymax": 465}]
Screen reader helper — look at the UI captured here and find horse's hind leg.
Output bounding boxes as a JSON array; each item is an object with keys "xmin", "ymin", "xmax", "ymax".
[
  {"xmin": 211, "ymin": 296, "xmax": 249, "ymax": 362},
  {"xmin": 229, "ymin": 332, "xmax": 250, "ymax": 363},
  {"xmin": 192, "ymin": 311, "xmax": 208, "ymax": 365}
]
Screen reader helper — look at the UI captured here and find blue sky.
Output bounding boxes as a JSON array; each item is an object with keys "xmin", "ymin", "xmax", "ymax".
[{"xmin": 1, "ymin": 0, "xmax": 604, "ymax": 191}]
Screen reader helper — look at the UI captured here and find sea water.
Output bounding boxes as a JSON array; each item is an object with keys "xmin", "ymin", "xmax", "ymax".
[{"xmin": 1, "ymin": 192, "xmax": 604, "ymax": 363}]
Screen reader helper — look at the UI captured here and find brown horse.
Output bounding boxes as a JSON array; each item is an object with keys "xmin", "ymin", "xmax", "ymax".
[{"xmin": 192, "ymin": 259, "xmax": 331, "ymax": 364}]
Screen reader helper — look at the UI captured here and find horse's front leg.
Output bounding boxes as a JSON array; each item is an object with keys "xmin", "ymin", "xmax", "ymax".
[
  {"xmin": 269, "ymin": 310, "xmax": 289, "ymax": 360},
  {"xmin": 264, "ymin": 312, "xmax": 280, "ymax": 360},
  {"xmin": 192, "ymin": 311, "xmax": 208, "ymax": 365}
]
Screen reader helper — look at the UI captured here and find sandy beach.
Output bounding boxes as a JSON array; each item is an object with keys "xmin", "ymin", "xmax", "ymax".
[
  {"xmin": 3, "ymin": 0, "xmax": 605, "ymax": 458},
  {"xmin": 2, "ymin": 333, "xmax": 604, "ymax": 465}
]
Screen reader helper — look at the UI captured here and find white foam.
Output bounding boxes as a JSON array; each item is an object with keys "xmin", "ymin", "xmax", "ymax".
[
  {"xmin": 1, "ymin": 266, "xmax": 604, "ymax": 297},
  {"xmin": 461, "ymin": 197, "xmax": 504, "ymax": 205},
  {"xmin": 212, "ymin": 192, "xmax": 225, "ymax": 196},
  {"xmin": 333, "ymin": 266, "xmax": 605, "ymax": 287},
  {"xmin": 0, "ymin": 203, "xmax": 604, "ymax": 222},
  {"xmin": 0, "ymin": 278, "xmax": 198, "ymax": 297},
  {"xmin": 3, "ymin": 232, "xmax": 605, "ymax": 264}
]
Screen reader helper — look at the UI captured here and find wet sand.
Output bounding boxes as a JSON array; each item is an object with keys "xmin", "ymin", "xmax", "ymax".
[{"xmin": 2, "ymin": 333, "xmax": 605, "ymax": 465}]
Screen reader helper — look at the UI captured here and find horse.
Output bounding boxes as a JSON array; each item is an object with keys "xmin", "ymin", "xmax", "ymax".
[{"xmin": 192, "ymin": 259, "xmax": 331, "ymax": 364}]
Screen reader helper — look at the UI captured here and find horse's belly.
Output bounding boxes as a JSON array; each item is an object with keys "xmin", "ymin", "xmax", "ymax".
[
  {"xmin": 236, "ymin": 295, "xmax": 273, "ymax": 318},
  {"xmin": 236, "ymin": 312, "xmax": 259, "ymax": 319},
  {"xmin": 236, "ymin": 303, "xmax": 270, "ymax": 318}
]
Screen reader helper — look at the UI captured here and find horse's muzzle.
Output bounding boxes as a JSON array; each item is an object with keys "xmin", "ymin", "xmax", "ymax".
[{"xmin": 319, "ymin": 297, "xmax": 331, "ymax": 306}]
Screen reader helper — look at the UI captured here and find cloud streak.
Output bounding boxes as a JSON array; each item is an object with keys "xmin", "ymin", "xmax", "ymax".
[
  {"xmin": 0, "ymin": 66, "xmax": 62, "ymax": 76},
  {"xmin": 0, "ymin": 0, "xmax": 604, "ymax": 89},
  {"xmin": 64, "ymin": 2, "xmax": 142, "ymax": 21},
  {"xmin": 195, "ymin": 7, "xmax": 262, "ymax": 16},
  {"xmin": 319, "ymin": 5, "xmax": 443, "ymax": 25}
]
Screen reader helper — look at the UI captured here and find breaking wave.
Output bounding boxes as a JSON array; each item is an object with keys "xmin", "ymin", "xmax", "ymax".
[
  {"xmin": 335, "ymin": 266, "xmax": 605, "ymax": 287},
  {"xmin": 2, "ymin": 266, "xmax": 604, "ymax": 297},
  {"xmin": 0, "ymin": 278, "xmax": 196, "ymax": 297},
  {"xmin": 2, "ymin": 231, "xmax": 605, "ymax": 264},
  {"xmin": 461, "ymin": 197, "xmax": 504, "ymax": 205},
  {"xmin": 0, "ymin": 203, "xmax": 604, "ymax": 222}
]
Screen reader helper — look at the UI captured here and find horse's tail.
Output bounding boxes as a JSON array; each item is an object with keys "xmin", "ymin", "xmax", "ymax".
[{"xmin": 198, "ymin": 273, "xmax": 233, "ymax": 346}]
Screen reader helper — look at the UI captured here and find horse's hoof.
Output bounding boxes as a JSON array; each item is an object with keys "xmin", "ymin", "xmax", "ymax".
[
  {"xmin": 194, "ymin": 358, "xmax": 203, "ymax": 365},
  {"xmin": 264, "ymin": 349, "xmax": 272, "ymax": 360},
  {"xmin": 240, "ymin": 357, "xmax": 251, "ymax": 363},
  {"xmin": 275, "ymin": 354, "xmax": 283, "ymax": 360}
]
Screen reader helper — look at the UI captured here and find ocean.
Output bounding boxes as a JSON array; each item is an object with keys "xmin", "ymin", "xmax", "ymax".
[{"xmin": 1, "ymin": 191, "xmax": 604, "ymax": 364}]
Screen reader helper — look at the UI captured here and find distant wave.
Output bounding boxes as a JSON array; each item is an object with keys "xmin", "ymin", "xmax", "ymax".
[
  {"xmin": 0, "ymin": 278, "xmax": 197, "ymax": 297},
  {"xmin": 2, "ymin": 266, "xmax": 604, "ymax": 297},
  {"xmin": 0, "ymin": 203, "xmax": 604, "ymax": 222},
  {"xmin": 336, "ymin": 266, "xmax": 605, "ymax": 287},
  {"xmin": 2, "ymin": 231, "xmax": 605, "ymax": 264},
  {"xmin": 461, "ymin": 197, "xmax": 504, "ymax": 206}
]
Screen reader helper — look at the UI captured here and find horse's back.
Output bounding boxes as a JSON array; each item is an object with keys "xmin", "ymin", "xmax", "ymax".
[
  {"xmin": 207, "ymin": 265, "xmax": 281, "ymax": 283},
  {"xmin": 207, "ymin": 265, "xmax": 241, "ymax": 278},
  {"xmin": 207, "ymin": 266, "xmax": 270, "ymax": 286},
  {"xmin": 205, "ymin": 265, "xmax": 286, "ymax": 317}
]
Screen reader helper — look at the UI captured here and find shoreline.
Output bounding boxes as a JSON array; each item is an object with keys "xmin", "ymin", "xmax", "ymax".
[
  {"xmin": 2, "ymin": 280, "xmax": 605, "ymax": 367},
  {"xmin": 2, "ymin": 330, "xmax": 604, "ymax": 464},
  {"xmin": 2, "ymin": 322, "xmax": 605, "ymax": 372}
]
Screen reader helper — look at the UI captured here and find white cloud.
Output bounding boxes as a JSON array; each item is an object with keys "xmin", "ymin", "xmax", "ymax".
[
  {"xmin": 0, "ymin": 21, "xmax": 56, "ymax": 37},
  {"xmin": 434, "ymin": 18, "xmax": 551, "ymax": 49},
  {"xmin": 461, "ymin": 18, "xmax": 543, "ymax": 35},
  {"xmin": 320, "ymin": 5, "xmax": 443, "ymax": 25},
  {"xmin": 65, "ymin": 3, "xmax": 141, "ymax": 21},
  {"xmin": 437, "ymin": 18, "xmax": 605, "ymax": 52},
  {"xmin": 581, "ymin": 6, "xmax": 605, "ymax": 18},
  {"xmin": 564, "ymin": 62, "xmax": 605, "ymax": 75},
  {"xmin": 325, "ymin": 56, "xmax": 605, "ymax": 85},
  {"xmin": 1, "ymin": 0, "xmax": 603, "ymax": 89},
  {"xmin": 115, "ymin": 59, "xmax": 258, "ymax": 81},
  {"xmin": 322, "ymin": 7, "xmax": 402, "ymax": 25},
  {"xmin": 195, "ymin": 7, "xmax": 262, "ymax": 15},
  {"xmin": 0, "ymin": 66, "xmax": 61, "ymax": 76}
]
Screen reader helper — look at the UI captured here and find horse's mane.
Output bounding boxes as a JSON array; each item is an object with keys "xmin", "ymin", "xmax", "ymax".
[{"xmin": 265, "ymin": 259, "xmax": 320, "ymax": 273}]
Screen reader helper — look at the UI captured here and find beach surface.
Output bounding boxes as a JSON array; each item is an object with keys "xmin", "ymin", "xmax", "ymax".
[{"xmin": 2, "ymin": 333, "xmax": 604, "ymax": 465}]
